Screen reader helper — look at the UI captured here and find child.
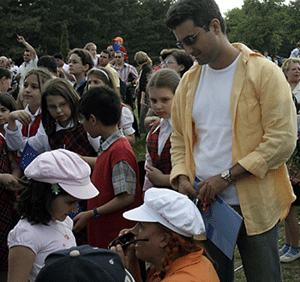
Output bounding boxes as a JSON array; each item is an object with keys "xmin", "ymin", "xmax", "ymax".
[
  {"xmin": 143, "ymin": 69, "xmax": 180, "ymax": 190},
  {"xmin": 86, "ymin": 67, "xmax": 135, "ymax": 145},
  {"xmin": 7, "ymin": 149, "xmax": 98, "ymax": 282},
  {"xmin": 5, "ymin": 68, "xmax": 52, "ymax": 152},
  {"xmin": 5, "ymin": 77, "xmax": 98, "ymax": 156},
  {"xmin": 0, "ymin": 94, "xmax": 21, "ymax": 281},
  {"xmin": 68, "ymin": 48, "xmax": 94, "ymax": 96},
  {"xmin": 0, "ymin": 67, "xmax": 12, "ymax": 95},
  {"xmin": 73, "ymin": 86, "xmax": 142, "ymax": 248}
]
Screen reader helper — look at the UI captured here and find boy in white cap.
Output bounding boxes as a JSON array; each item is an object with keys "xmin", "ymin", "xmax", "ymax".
[
  {"xmin": 111, "ymin": 188, "xmax": 219, "ymax": 282},
  {"xmin": 7, "ymin": 149, "xmax": 98, "ymax": 282}
]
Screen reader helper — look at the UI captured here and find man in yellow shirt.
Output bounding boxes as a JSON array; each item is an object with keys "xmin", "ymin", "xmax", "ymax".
[{"xmin": 166, "ymin": 0, "xmax": 297, "ymax": 281}]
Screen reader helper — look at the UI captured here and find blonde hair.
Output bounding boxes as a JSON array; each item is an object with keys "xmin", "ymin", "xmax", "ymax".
[
  {"xmin": 134, "ymin": 51, "xmax": 152, "ymax": 66},
  {"xmin": 282, "ymin": 58, "xmax": 300, "ymax": 75},
  {"xmin": 87, "ymin": 67, "xmax": 119, "ymax": 95}
]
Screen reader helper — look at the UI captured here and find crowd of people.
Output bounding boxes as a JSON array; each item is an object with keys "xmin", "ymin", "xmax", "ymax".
[{"xmin": 0, "ymin": 0, "xmax": 299, "ymax": 281}]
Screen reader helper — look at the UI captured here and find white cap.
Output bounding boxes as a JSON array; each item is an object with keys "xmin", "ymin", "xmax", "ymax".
[
  {"xmin": 24, "ymin": 149, "xmax": 99, "ymax": 200},
  {"xmin": 123, "ymin": 188, "xmax": 205, "ymax": 237}
]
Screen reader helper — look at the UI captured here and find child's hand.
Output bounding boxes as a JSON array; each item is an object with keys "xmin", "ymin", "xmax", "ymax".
[
  {"xmin": 9, "ymin": 110, "xmax": 32, "ymax": 125},
  {"xmin": 145, "ymin": 165, "xmax": 168, "ymax": 187},
  {"xmin": 73, "ymin": 210, "xmax": 92, "ymax": 233},
  {"xmin": 0, "ymin": 174, "xmax": 23, "ymax": 190}
]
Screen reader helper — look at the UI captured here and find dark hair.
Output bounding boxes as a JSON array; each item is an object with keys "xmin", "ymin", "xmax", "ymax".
[
  {"xmin": 41, "ymin": 78, "xmax": 80, "ymax": 136},
  {"xmin": 79, "ymin": 86, "xmax": 121, "ymax": 126},
  {"xmin": 53, "ymin": 53, "xmax": 64, "ymax": 60},
  {"xmin": 0, "ymin": 94, "xmax": 17, "ymax": 111},
  {"xmin": 166, "ymin": 0, "xmax": 226, "ymax": 33},
  {"xmin": 68, "ymin": 48, "xmax": 94, "ymax": 71},
  {"xmin": 101, "ymin": 49, "xmax": 111, "ymax": 59},
  {"xmin": 0, "ymin": 67, "xmax": 11, "ymax": 79},
  {"xmin": 38, "ymin": 55, "xmax": 58, "ymax": 74},
  {"xmin": 17, "ymin": 180, "xmax": 68, "ymax": 225},
  {"xmin": 161, "ymin": 49, "xmax": 193, "ymax": 76}
]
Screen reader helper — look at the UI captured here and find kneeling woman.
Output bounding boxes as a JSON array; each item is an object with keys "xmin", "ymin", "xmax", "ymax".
[
  {"xmin": 7, "ymin": 149, "xmax": 98, "ymax": 282},
  {"xmin": 112, "ymin": 188, "xmax": 219, "ymax": 282}
]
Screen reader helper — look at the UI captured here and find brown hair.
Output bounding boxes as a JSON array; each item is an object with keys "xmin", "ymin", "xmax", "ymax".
[
  {"xmin": 146, "ymin": 68, "xmax": 180, "ymax": 95},
  {"xmin": 41, "ymin": 78, "xmax": 80, "ymax": 136}
]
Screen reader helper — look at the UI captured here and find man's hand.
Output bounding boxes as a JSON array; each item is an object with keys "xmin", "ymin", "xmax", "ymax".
[
  {"xmin": 0, "ymin": 174, "xmax": 23, "ymax": 191},
  {"xmin": 198, "ymin": 175, "xmax": 229, "ymax": 210},
  {"xmin": 16, "ymin": 35, "xmax": 26, "ymax": 44},
  {"xmin": 73, "ymin": 210, "xmax": 92, "ymax": 233}
]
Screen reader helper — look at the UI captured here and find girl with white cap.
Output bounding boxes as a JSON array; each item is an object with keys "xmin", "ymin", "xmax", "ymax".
[
  {"xmin": 7, "ymin": 149, "xmax": 99, "ymax": 282},
  {"xmin": 111, "ymin": 188, "xmax": 219, "ymax": 282}
]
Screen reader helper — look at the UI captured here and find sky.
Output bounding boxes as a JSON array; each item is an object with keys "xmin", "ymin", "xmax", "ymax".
[
  {"xmin": 215, "ymin": 0, "xmax": 291, "ymax": 14},
  {"xmin": 216, "ymin": 0, "xmax": 244, "ymax": 13}
]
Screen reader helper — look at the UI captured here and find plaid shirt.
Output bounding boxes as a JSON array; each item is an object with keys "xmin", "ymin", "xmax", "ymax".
[
  {"xmin": 113, "ymin": 63, "xmax": 138, "ymax": 84},
  {"xmin": 99, "ymin": 130, "xmax": 136, "ymax": 195}
]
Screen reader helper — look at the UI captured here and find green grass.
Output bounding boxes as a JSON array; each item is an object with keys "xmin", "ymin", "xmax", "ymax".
[
  {"xmin": 133, "ymin": 134, "xmax": 146, "ymax": 162},
  {"xmin": 234, "ymin": 207, "xmax": 300, "ymax": 282},
  {"xmin": 133, "ymin": 136, "xmax": 300, "ymax": 281}
]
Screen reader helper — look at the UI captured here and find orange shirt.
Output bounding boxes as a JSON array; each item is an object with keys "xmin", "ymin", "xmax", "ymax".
[{"xmin": 147, "ymin": 250, "xmax": 219, "ymax": 282}]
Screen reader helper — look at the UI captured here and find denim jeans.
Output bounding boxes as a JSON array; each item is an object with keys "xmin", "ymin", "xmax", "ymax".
[{"xmin": 204, "ymin": 207, "xmax": 282, "ymax": 282}]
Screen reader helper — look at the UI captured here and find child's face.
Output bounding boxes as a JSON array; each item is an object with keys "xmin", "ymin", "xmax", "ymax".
[
  {"xmin": 51, "ymin": 194, "xmax": 79, "ymax": 221},
  {"xmin": 0, "ymin": 104, "xmax": 11, "ymax": 126},
  {"xmin": 78, "ymin": 113, "xmax": 99, "ymax": 138},
  {"xmin": 0, "ymin": 76, "xmax": 11, "ymax": 93},
  {"xmin": 87, "ymin": 74, "xmax": 105, "ymax": 89},
  {"xmin": 22, "ymin": 74, "xmax": 41, "ymax": 111},
  {"xmin": 46, "ymin": 95, "xmax": 72, "ymax": 127},
  {"xmin": 68, "ymin": 53, "xmax": 87, "ymax": 76},
  {"xmin": 149, "ymin": 87, "xmax": 174, "ymax": 119}
]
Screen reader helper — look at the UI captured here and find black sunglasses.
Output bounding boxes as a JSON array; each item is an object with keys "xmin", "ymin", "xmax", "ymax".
[{"xmin": 176, "ymin": 30, "xmax": 202, "ymax": 49}]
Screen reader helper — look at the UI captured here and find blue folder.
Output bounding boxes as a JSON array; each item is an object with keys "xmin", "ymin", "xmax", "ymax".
[{"xmin": 194, "ymin": 177, "xmax": 243, "ymax": 259}]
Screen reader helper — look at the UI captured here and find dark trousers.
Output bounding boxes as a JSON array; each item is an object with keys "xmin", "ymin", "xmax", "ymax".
[{"xmin": 205, "ymin": 207, "xmax": 282, "ymax": 282}]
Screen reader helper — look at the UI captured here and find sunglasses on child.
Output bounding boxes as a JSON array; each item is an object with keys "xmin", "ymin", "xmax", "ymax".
[{"xmin": 176, "ymin": 29, "xmax": 203, "ymax": 49}]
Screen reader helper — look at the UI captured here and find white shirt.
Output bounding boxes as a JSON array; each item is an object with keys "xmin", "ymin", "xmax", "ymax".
[
  {"xmin": 4, "ymin": 106, "xmax": 42, "ymax": 152},
  {"xmin": 290, "ymin": 47, "xmax": 300, "ymax": 58},
  {"xmin": 193, "ymin": 55, "xmax": 240, "ymax": 205},
  {"xmin": 18, "ymin": 55, "xmax": 38, "ymax": 87},
  {"xmin": 8, "ymin": 217, "xmax": 76, "ymax": 282},
  {"xmin": 5, "ymin": 120, "xmax": 99, "ymax": 153},
  {"xmin": 120, "ymin": 106, "xmax": 135, "ymax": 136}
]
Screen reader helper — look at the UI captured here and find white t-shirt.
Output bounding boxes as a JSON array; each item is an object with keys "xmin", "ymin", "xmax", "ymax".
[
  {"xmin": 8, "ymin": 217, "xmax": 76, "ymax": 281},
  {"xmin": 193, "ymin": 55, "xmax": 240, "ymax": 205},
  {"xmin": 18, "ymin": 56, "xmax": 38, "ymax": 87},
  {"xmin": 120, "ymin": 106, "xmax": 135, "ymax": 136}
]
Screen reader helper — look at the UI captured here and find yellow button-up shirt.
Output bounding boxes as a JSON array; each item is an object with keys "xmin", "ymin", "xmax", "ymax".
[{"xmin": 170, "ymin": 43, "xmax": 297, "ymax": 235}]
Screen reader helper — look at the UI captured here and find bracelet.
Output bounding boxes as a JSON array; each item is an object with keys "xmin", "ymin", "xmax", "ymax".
[{"xmin": 92, "ymin": 208, "xmax": 100, "ymax": 218}]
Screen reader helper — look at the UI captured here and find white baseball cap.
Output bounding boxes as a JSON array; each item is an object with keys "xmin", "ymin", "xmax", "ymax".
[
  {"xmin": 24, "ymin": 149, "xmax": 99, "ymax": 200},
  {"xmin": 123, "ymin": 188, "xmax": 205, "ymax": 237}
]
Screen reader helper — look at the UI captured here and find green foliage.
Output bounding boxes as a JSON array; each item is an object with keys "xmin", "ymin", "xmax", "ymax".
[
  {"xmin": 226, "ymin": 0, "xmax": 300, "ymax": 57},
  {"xmin": 3, "ymin": 0, "xmax": 300, "ymax": 62},
  {"xmin": 0, "ymin": 0, "xmax": 175, "ymax": 64}
]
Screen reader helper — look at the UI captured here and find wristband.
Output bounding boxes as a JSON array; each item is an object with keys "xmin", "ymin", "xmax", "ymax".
[{"xmin": 92, "ymin": 208, "xmax": 100, "ymax": 218}]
